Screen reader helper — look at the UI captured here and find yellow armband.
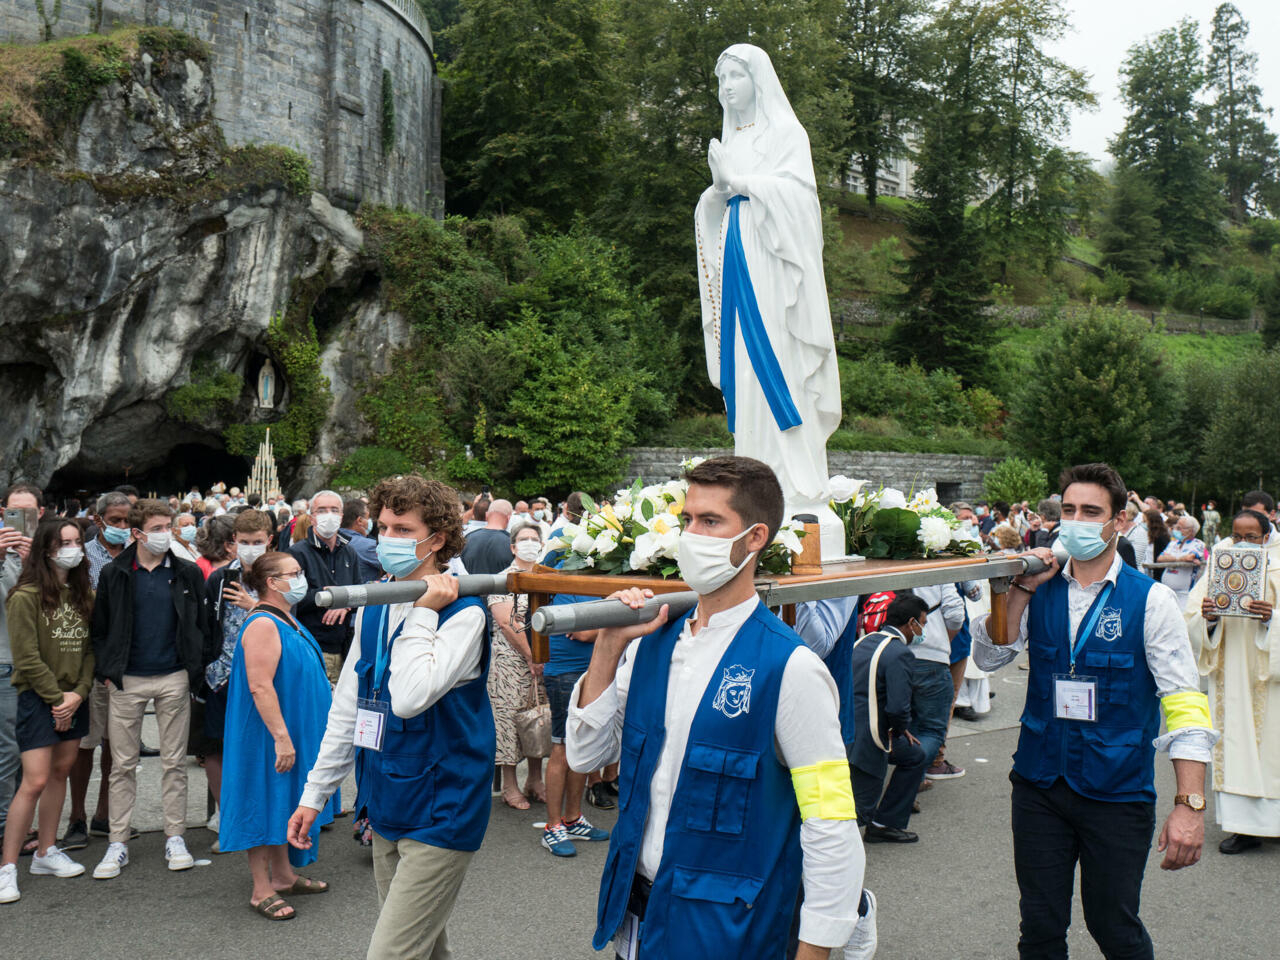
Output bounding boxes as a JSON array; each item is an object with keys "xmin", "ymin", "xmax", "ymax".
[
  {"xmin": 1161, "ymin": 690, "xmax": 1211, "ymax": 731},
  {"xmin": 791, "ymin": 760, "xmax": 856, "ymax": 821}
]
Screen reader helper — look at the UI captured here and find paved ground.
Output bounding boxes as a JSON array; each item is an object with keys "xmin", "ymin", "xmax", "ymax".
[{"xmin": 6, "ymin": 658, "xmax": 1277, "ymax": 958}]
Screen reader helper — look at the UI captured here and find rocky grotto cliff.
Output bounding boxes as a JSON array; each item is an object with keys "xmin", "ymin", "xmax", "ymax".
[{"xmin": 0, "ymin": 29, "xmax": 415, "ymax": 494}]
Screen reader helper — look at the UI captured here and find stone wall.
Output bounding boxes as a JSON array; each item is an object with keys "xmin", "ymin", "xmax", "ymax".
[
  {"xmin": 624, "ymin": 448, "xmax": 1001, "ymax": 502},
  {"xmin": 0, "ymin": 0, "xmax": 443, "ymax": 213}
]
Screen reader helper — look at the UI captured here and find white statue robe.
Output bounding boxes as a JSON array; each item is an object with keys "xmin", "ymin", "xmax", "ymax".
[
  {"xmin": 694, "ymin": 125, "xmax": 840, "ymax": 509},
  {"xmin": 1185, "ymin": 538, "xmax": 1280, "ymax": 836}
]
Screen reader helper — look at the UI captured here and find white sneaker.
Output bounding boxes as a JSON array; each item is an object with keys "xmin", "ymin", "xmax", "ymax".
[
  {"xmin": 93, "ymin": 842, "xmax": 129, "ymax": 880},
  {"xmin": 844, "ymin": 889, "xmax": 878, "ymax": 959},
  {"xmin": 30, "ymin": 846, "xmax": 85, "ymax": 878},
  {"xmin": 206, "ymin": 810, "xmax": 219, "ymax": 833},
  {"xmin": 165, "ymin": 835, "xmax": 194, "ymax": 871},
  {"xmin": 0, "ymin": 863, "xmax": 19, "ymax": 903}
]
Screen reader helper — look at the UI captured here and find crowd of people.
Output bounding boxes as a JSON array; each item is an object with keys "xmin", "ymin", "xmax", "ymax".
[{"xmin": 0, "ymin": 462, "xmax": 1271, "ymax": 959}]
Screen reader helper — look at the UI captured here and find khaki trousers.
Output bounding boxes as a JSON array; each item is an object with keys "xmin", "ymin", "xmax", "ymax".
[
  {"xmin": 367, "ymin": 832, "xmax": 473, "ymax": 960},
  {"xmin": 323, "ymin": 652, "xmax": 343, "ymax": 685},
  {"xmin": 107, "ymin": 670, "xmax": 191, "ymax": 842}
]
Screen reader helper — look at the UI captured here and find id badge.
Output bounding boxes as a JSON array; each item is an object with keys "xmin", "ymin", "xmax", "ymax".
[
  {"xmin": 613, "ymin": 911, "xmax": 640, "ymax": 960},
  {"xmin": 354, "ymin": 697, "xmax": 390, "ymax": 751},
  {"xmin": 1054, "ymin": 674, "xmax": 1098, "ymax": 722}
]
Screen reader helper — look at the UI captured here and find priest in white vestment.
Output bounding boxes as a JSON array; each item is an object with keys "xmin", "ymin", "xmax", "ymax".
[{"xmin": 1185, "ymin": 508, "xmax": 1280, "ymax": 853}]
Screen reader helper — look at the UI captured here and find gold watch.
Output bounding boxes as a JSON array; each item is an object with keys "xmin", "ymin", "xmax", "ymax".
[{"xmin": 1174, "ymin": 793, "xmax": 1206, "ymax": 812}]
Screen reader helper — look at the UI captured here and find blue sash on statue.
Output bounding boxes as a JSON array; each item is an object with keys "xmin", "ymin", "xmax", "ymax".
[{"xmin": 720, "ymin": 195, "xmax": 802, "ymax": 434}]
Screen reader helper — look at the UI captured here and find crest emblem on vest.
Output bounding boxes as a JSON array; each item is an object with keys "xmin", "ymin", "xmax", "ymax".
[
  {"xmin": 712, "ymin": 664, "xmax": 755, "ymax": 718},
  {"xmin": 1096, "ymin": 607, "xmax": 1123, "ymax": 643}
]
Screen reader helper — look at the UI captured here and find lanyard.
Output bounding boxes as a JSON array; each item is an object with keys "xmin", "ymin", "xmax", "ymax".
[
  {"xmin": 373, "ymin": 605, "xmax": 392, "ymax": 700},
  {"xmin": 1070, "ymin": 582, "xmax": 1113, "ymax": 675}
]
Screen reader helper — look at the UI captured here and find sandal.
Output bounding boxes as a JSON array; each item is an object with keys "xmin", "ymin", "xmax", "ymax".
[
  {"xmin": 282, "ymin": 875, "xmax": 329, "ymax": 895},
  {"xmin": 503, "ymin": 788, "xmax": 531, "ymax": 811},
  {"xmin": 19, "ymin": 832, "xmax": 37, "ymax": 856},
  {"xmin": 251, "ymin": 893, "xmax": 296, "ymax": 921}
]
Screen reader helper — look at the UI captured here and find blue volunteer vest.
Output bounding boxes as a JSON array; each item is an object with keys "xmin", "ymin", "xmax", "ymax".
[
  {"xmin": 353, "ymin": 595, "xmax": 495, "ymax": 851},
  {"xmin": 1014, "ymin": 562, "xmax": 1160, "ymax": 804},
  {"xmin": 593, "ymin": 603, "xmax": 804, "ymax": 959},
  {"xmin": 825, "ymin": 600, "xmax": 861, "ymax": 748}
]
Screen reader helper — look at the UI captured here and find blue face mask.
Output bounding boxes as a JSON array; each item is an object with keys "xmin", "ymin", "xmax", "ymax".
[
  {"xmin": 279, "ymin": 574, "xmax": 308, "ymax": 604},
  {"xmin": 1057, "ymin": 518, "xmax": 1116, "ymax": 561},
  {"xmin": 377, "ymin": 534, "xmax": 435, "ymax": 578},
  {"xmin": 102, "ymin": 525, "xmax": 131, "ymax": 546},
  {"xmin": 179, "ymin": 526, "xmax": 197, "ymax": 543}
]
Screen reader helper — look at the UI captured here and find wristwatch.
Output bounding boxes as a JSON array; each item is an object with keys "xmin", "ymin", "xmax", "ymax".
[{"xmin": 1174, "ymin": 793, "xmax": 1206, "ymax": 812}]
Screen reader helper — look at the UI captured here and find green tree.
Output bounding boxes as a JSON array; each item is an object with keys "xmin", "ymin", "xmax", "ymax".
[
  {"xmin": 1204, "ymin": 3, "xmax": 1279, "ymax": 220},
  {"xmin": 415, "ymin": 0, "xmax": 463, "ymax": 62},
  {"xmin": 887, "ymin": 1, "xmax": 1001, "ymax": 385},
  {"xmin": 1007, "ymin": 303, "xmax": 1176, "ymax": 489},
  {"xmin": 839, "ymin": 0, "xmax": 929, "ymax": 207},
  {"xmin": 1199, "ymin": 349, "xmax": 1280, "ymax": 496},
  {"xmin": 983, "ymin": 456, "xmax": 1049, "ymax": 504},
  {"xmin": 1110, "ymin": 19, "xmax": 1223, "ymax": 267},
  {"xmin": 1098, "ymin": 166, "xmax": 1162, "ymax": 285},
  {"xmin": 976, "ymin": 0, "xmax": 1095, "ymax": 282},
  {"xmin": 441, "ymin": 0, "xmax": 622, "ymax": 229}
]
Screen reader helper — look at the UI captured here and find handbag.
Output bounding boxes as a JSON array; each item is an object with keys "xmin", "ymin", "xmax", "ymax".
[{"xmin": 514, "ymin": 678, "xmax": 552, "ymax": 759}]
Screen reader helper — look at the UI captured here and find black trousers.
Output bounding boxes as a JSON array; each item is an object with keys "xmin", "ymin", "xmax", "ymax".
[
  {"xmin": 852, "ymin": 739, "xmax": 927, "ymax": 830},
  {"xmin": 1010, "ymin": 772, "xmax": 1156, "ymax": 960}
]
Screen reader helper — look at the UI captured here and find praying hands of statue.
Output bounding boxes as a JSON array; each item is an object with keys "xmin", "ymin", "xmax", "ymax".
[{"xmin": 707, "ymin": 139, "xmax": 732, "ymax": 194}]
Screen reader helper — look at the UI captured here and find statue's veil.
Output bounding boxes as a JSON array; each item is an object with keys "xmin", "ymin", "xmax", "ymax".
[{"xmin": 715, "ymin": 44, "xmax": 813, "ymax": 189}]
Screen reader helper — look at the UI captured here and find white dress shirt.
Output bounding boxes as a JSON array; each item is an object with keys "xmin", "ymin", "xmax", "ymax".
[
  {"xmin": 971, "ymin": 552, "xmax": 1217, "ymax": 762},
  {"xmin": 566, "ymin": 596, "xmax": 863, "ymax": 949},
  {"xmin": 299, "ymin": 600, "xmax": 486, "ymax": 811}
]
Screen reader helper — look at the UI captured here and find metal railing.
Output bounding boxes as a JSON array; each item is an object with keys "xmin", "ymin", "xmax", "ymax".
[{"xmin": 374, "ymin": 0, "xmax": 435, "ymax": 54}]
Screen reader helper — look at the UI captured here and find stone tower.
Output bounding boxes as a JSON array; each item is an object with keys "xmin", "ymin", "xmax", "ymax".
[{"xmin": 0, "ymin": 0, "xmax": 443, "ymax": 213}]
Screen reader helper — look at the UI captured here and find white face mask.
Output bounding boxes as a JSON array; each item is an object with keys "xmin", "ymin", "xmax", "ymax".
[
  {"xmin": 677, "ymin": 526, "xmax": 759, "ymax": 596},
  {"xmin": 53, "ymin": 546, "xmax": 84, "ymax": 570},
  {"xmin": 142, "ymin": 531, "xmax": 171, "ymax": 555},
  {"xmin": 314, "ymin": 513, "xmax": 342, "ymax": 538},
  {"xmin": 515, "ymin": 540, "xmax": 542, "ymax": 563},
  {"xmin": 237, "ymin": 543, "xmax": 267, "ymax": 569}
]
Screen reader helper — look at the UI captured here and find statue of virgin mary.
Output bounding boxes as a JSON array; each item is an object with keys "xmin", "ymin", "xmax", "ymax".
[{"xmin": 695, "ymin": 44, "xmax": 845, "ymax": 557}]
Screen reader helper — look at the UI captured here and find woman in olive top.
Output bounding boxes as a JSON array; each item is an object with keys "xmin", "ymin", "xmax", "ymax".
[{"xmin": 0, "ymin": 520, "xmax": 96, "ymax": 903}]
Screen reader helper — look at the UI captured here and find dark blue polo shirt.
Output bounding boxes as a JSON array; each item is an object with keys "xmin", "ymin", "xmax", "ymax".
[{"xmin": 128, "ymin": 555, "xmax": 180, "ymax": 676}]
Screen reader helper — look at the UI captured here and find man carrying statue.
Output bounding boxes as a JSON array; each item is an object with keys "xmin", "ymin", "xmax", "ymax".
[{"xmin": 566, "ymin": 455, "xmax": 876, "ymax": 960}]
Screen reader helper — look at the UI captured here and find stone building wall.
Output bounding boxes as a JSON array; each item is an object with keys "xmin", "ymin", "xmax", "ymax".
[
  {"xmin": 624, "ymin": 448, "xmax": 1002, "ymax": 503},
  {"xmin": 0, "ymin": 0, "xmax": 443, "ymax": 213}
]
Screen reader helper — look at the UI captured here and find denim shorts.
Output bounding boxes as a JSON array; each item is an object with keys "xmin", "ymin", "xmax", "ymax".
[{"xmin": 543, "ymin": 670, "xmax": 584, "ymax": 743}]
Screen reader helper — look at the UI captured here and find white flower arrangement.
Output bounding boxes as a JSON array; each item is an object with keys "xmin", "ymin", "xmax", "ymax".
[
  {"xmin": 832, "ymin": 481, "xmax": 983, "ymax": 559},
  {"xmin": 549, "ymin": 475, "xmax": 801, "ymax": 577}
]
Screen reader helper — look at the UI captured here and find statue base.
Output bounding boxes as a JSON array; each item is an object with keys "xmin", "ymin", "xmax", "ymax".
[{"xmin": 788, "ymin": 501, "xmax": 849, "ymax": 562}]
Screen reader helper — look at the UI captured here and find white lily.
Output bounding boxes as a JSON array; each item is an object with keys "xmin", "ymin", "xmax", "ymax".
[{"xmin": 828, "ymin": 475, "xmax": 867, "ymax": 504}]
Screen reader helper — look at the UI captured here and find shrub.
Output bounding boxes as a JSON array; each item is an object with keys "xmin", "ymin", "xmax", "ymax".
[
  {"xmin": 165, "ymin": 362, "xmax": 242, "ymax": 424},
  {"xmin": 1248, "ymin": 218, "xmax": 1280, "ymax": 255},
  {"xmin": 983, "ymin": 457, "xmax": 1049, "ymax": 504},
  {"xmin": 332, "ymin": 446, "xmax": 415, "ymax": 489}
]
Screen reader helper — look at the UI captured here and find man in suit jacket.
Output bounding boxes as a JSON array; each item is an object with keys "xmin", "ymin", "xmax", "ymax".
[{"xmin": 851, "ymin": 593, "xmax": 931, "ymax": 844}]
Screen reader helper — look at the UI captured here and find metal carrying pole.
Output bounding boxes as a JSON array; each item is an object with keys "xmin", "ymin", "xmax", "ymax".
[{"xmin": 530, "ymin": 554, "xmax": 1051, "ymax": 635}]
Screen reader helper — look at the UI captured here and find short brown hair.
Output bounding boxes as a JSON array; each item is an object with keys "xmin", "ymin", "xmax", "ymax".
[
  {"xmin": 129, "ymin": 498, "xmax": 174, "ymax": 530},
  {"xmin": 683, "ymin": 456, "xmax": 784, "ymax": 543},
  {"xmin": 233, "ymin": 509, "xmax": 274, "ymax": 537},
  {"xmin": 243, "ymin": 550, "xmax": 296, "ymax": 595},
  {"xmin": 369, "ymin": 474, "xmax": 465, "ymax": 566},
  {"xmin": 1059, "ymin": 462, "xmax": 1126, "ymax": 517}
]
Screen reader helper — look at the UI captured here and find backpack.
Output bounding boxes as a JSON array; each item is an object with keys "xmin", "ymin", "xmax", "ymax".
[{"xmin": 858, "ymin": 591, "xmax": 896, "ymax": 635}]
